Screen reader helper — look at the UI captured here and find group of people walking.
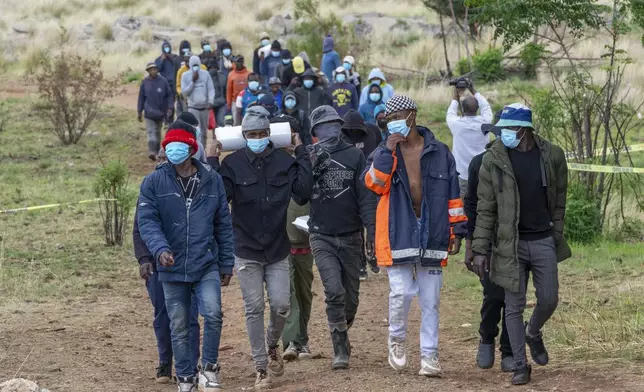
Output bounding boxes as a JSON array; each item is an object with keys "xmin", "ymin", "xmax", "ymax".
[{"xmin": 134, "ymin": 33, "xmax": 571, "ymax": 392}]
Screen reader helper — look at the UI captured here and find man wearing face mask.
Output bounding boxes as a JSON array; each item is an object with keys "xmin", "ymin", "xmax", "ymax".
[
  {"xmin": 472, "ymin": 104, "xmax": 570, "ymax": 386},
  {"xmin": 374, "ymin": 104, "xmax": 388, "ymax": 142},
  {"xmin": 276, "ymin": 91, "xmax": 312, "ymax": 144},
  {"xmin": 359, "ymin": 84, "xmax": 383, "ymax": 124},
  {"xmin": 362, "ymin": 95, "xmax": 466, "ymax": 378},
  {"xmin": 293, "ymin": 68, "xmax": 332, "ymax": 120},
  {"xmin": 329, "ymin": 67, "xmax": 358, "ymax": 118},
  {"xmin": 216, "ymin": 40, "xmax": 234, "ymax": 80},
  {"xmin": 176, "ymin": 112, "xmax": 208, "ymax": 163},
  {"xmin": 182, "ymin": 56, "xmax": 215, "ymax": 148},
  {"xmin": 261, "ymin": 40, "xmax": 284, "ymax": 81},
  {"xmin": 282, "ymin": 55, "xmax": 311, "ymax": 90},
  {"xmin": 307, "ymin": 106, "xmax": 376, "ymax": 370},
  {"xmin": 359, "ymin": 68, "xmax": 395, "ymax": 106},
  {"xmin": 237, "ymin": 73, "xmax": 262, "ymax": 118},
  {"xmin": 199, "ymin": 40, "xmax": 215, "ymax": 64},
  {"xmin": 138, "ymin": 121, "xmax": 234, "ymax": 392},
  {"xmin": 343, "ymin": 56, "xmax": 362, "ymax": 94},
  {"xmin": 320, "ymin": 34, "xmax": 341, "ymax": 83},
  {"xmin": 155, "ymin": 41, "xmax": 178, "ymax": 97},
  {"xmin": 227, "ymin": 55, "xmax": 251, "ymax": 126},
  {"xmin": 277, "ymin": 50, "xmax": 291, "ymax": 84},
  {"xmin": 269, "ymin": 77, "xmax": 284, "ymax": 110},
  {"xmin": 215, "ymin": 106, "xmax": 312, "ymax": 389},
  {"xmin": 254, "ymin": 32, "xmax": 272, "ymax": 74}
]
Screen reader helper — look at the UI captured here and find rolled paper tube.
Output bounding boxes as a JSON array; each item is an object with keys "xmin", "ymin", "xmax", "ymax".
[{"xmin": 215, "ymin": 122, "xmax": 292, "ymax": 151}]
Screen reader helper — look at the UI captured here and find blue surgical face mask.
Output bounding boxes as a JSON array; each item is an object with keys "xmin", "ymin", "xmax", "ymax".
[
  {"xmin": 282, "ymin": 59, "xmax": 291, "ymax": 65},
  {"xmin": 222, "ymin": 48, "xmax": 231, "ymax": 57},
  {"xmin": 271, "ymin": 50, "xmax": 281, "ymax": 57},
  {"xmin": 165, "ymin": 142, "xmax": 191, "ymax": 165},
  {"xmin": 261, "ymin": 39, "xmax": 270, "ymax": 47},
  {"xmin": 284, "ymin": 98, "xmax": 296, "ymax": 110},
  {"xmin": 501, "ymin": 128, "xmax": 523, "ymax": 149},
  {"xmin": 203, "ymin": 44, "xmax": 212, "ymax": 52},
  {"xmin": 163, "ymin": 46, "xmax": 170, "ymax": 54},
  {"xmin": 248, "ymin": 81, "xmax": 259, "ymax": 91},
  {"xmin": 387, "ymin": 113, "xmax": 412, "ymax": 137},
  {"xmin": 192, "ymin": 65, "xmax": 200, "ymax": 72},
  {"xmin": 303, "ymin": 79, "xmax": 314, "ymax": 89},
  {"xmin": 182, "ymin": 48, "xmax": 190, "ymax": 54},
  {"xmin": 343, "ymin": 62, "xmax": 352, "ymax": 71},
  {"xmin": 371, "ymin": 79, "xmax": 381, "ymax": 86},
  {"xmin": 247, "ymin": 137, "xmax": 270, "ymax": 153},
  {"xmin": 336, "ymin": 74, "xmax": 346, "ymax": 83},
  {"xmin": 369, "ymin": 93, "xmax": 381, "ymax": 102}
]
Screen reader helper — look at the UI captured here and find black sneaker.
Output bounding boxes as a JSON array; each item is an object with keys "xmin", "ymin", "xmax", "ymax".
[
  {"xmin": 501, "ymin": 356, "xmax": 516, "ymax": 372},
  {"xmin": 156, "ymin": 362, "xmax": 172, "ymax": 384},
  {"xmin": 370, "ymin": 265, "xmax": 381, "ymax": 274},
  {"xmin": 525, "ymin": 322, "xmax": 549, "ymax": 366},
  {"xmin": 359, "ymin": 268, "xmax": 368, "ymax": 281},
  {"xmin": 476, "ymin": 341, "xmax": 495, "ymax": 369},
  {"xmin": 511, "ymin": 364, "xmax": 532, "ymax": 385}
]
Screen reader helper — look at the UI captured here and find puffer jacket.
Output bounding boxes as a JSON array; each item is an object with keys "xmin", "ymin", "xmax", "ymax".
[
  {"xmin": 362, "ymin": 127, "xmax": 467, "ymax": 268},
  {"xmin": 472, "ymin": 135, "xmax": 571, "ymax": 292},
  {"xmin": 137, "ymin": 159, "xmax": 235, "ymax": 282}
]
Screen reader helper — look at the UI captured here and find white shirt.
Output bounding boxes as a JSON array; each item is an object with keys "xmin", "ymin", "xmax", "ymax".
[{"xmin": 446, "ymin": 93, "xmax": 493, "ymax": 180}]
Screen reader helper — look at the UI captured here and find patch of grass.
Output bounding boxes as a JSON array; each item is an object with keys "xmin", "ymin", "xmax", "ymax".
[
  {"xmin": 96, "ymin": 23, "xmax": 114, "ymax": 41},
  {"xmin": 121, "ymin": 68, "xmax": 143, "ymax": 84},
  {"xmin": 196, "ymin": 6, "xmax": 222, "ymax": 28},
  {"xmin": 136, "ymin": 25, "xmax": 154, "ymax": 44},
  {"xmin": 21, "ymin": 47, "xmax": 48, "ymax": 74},
  {"xmin": 256, "ymin": 8, "xmax": 274, "ymax": 22},
  {"xmin": 0, "ymin": 99, "xmax": 145, "ymax": 302},
  {"xmin": 104, "ymin": 0, "xmax": 138, "ymax": 10}
]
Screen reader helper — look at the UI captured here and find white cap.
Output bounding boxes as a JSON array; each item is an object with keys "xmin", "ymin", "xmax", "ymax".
[{"xmin": 343, "ymin": 55, "xmax": 355, "ymax": 65}]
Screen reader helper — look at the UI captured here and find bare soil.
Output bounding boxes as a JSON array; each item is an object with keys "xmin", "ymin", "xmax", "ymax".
[{"xmin": 1, "ymin": 272, "xmax": 643, "ymax": 392}]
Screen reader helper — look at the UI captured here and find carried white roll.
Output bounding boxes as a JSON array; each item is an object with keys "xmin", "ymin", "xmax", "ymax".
[
  {"xmin": 215, "ymin": 122, "xmax": 292, "ymax": 152},
  {"xmin": 292, "ymin": 215, "xmax": 310, "ymax": 233}
]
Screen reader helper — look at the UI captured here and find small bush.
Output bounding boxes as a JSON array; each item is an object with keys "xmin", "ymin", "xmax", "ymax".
[
  {"xmin": 94, "ymin": 160, "xmax": 137, "ymax": 246},
  {"xmin": 136, "ymin": 25, "xmax": 154, "ymax": 43},
  {"xmin": 564, "ymin": 182, "xmax": 602, "ymax": 243},
  {"xmin": 104, "ymin": 0, "xmax": 138, "ymax": 10},
  {"xmin": 197, "ymin": 7, "xmax": 222, "ymax": 27},
  {"xmin": 472, "ymin": 48, "xmax": 505, "ymax": 83},
  {"xmin": 456, "ymin": 58, "xmax": 471, "ymax": 76},
  {"xmin": 22, "ymin": 47, "xmax": 49, "ymax": 74},
  {"xmin": 607, "ymin": 217, "xmax": 644, "ymax": 243},
  {"xmin": 519, "ymin": 42, "xmax": 546, "ymax": 78},
  {"xmin": 121, "ymin": 68, "xmax": 143, "ymax": 84},
  {"xmin": 97, "ymin": 23, "xmax": 114, "ymax": 41},
  {"xmin": 256, "ymin": 8, "xmax": 274, "ymax": 21},
  {"xmin": 31, "ymin": 28, "xmax": 123, "ymax": 145}
]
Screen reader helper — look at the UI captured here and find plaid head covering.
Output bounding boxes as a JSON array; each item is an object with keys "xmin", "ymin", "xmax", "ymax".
[{"xmin": 385, "ymin": 95, "xmax": 417, "ymax": 117}]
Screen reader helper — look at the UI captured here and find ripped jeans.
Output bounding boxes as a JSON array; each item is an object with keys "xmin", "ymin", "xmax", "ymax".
[
  {"xmin": 387, "ymin": 263, "xmax": 443, "ymax": 357},
  {"xmin": 235, "ymin": 256, "xmax": 290, "ymax": 371}
]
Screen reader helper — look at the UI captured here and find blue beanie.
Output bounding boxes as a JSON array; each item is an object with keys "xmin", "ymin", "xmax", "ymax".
[{"xmin": 495, "ymin": 103, "xmax": 533, "ymax": 128}]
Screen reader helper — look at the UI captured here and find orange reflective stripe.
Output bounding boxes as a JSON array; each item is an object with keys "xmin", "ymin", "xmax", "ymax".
[
  {"xmin": 375, "ymin": 193, "xmax": 393, "ymax": 266},
  {"xmin": 365, "ymin": 166, "xmax": 389, "ymax": 194},
  {"xmin": 448, "ymin": 198, "xmax": 467, "ymax": 223}
]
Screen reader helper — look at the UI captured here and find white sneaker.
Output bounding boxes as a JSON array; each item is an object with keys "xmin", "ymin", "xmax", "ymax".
[
  {"xmin": 282, "ymin": 342, "xmax": 299, "ymax": 361},
  {"xmin": 198, "ymin": 363, "xmax": 222, "ymax": 391},
  {"xmin": 177, "ymin": 376, "xmax": 196, "ymax": 392},
  {"xmin": 254, "ymin": 369, "xmax": 272, "ymax": 390},
  {"xmin": 388, "ymin": 337, "xmax": 408, "ymax": 370},
  {"xmin": 419, "ymin": 353, "xmax": 442, "ymax": 377}
]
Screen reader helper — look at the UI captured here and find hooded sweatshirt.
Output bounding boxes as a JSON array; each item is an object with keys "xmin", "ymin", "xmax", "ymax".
[
  {"xmin": 207, "ymin": 62, "xmax": 228, "ymax": 108},
  {"xmin": 276, "ymin": 91, "xmax": 312, "ymax": 145},
  {"xmin": 181, "ymin": 56, "xmax": 215, "ymax": 110},
  {"xmin": 217, "ymin": 40, "xmax": 234, "ymax": 80},
  {"xmin": 359, "ymin": 68, "xmax": 395, "ymax": 106},
  {"xmin": 307, "ymin": 131, "xmax": 376, "ymax": 239},
  {"xmin": 341, "ymin": 110, "xmax": 379, "ymax": 159},
  {"xmin": 258, "ymin": 93, "xmax": 278, "ymax": 117},
  {"xmin": 320, "ymin": 35, "xmax": 341, "ymax": 82},
  {"xmin": 328, "ymin": 81, "xmax": 358, "ymax": 118},
  {"xmin": 155, "ymin": 41, "xmax": 178, "ymax": 86},
  {"xmin": 293, "ymin": 68, "xmax": 332, "ymax": 119},
  {"xmin": 226, "ymin": 63, "xmax": 251, "ymax": 108},
  {"xmin": 172, "ymin": 40, "xmax": 191, "ymax": 74},
  {"xmin": 282, "ymin": 58, "xmax": 311, "ymax": 89},
  {"xmin": 359, "ymin": 84, "xmax": 383, "ymax": 124},
  {"xmin": 261, "ymin": 41, "xmax": 283, "ymax": 81}
]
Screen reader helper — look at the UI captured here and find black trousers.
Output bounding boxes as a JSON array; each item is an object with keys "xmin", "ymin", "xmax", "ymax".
[{"xmin": 480, "ymin": 272, "xmax": 512, "ymax": 358}]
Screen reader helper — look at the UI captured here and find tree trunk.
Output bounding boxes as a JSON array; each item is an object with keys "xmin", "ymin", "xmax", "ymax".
[
  {"xmin": 448, "ymin": 0, "xmax": 462, "ymax": 61},
  {"xmin": 439, "ymin": 13, "xmax": 453, "ymax": 78}
]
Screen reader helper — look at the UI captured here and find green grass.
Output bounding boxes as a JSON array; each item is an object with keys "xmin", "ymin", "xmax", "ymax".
[{"xmin": 196, "ymin": 7, "xmax": 222, "ymax": 28}]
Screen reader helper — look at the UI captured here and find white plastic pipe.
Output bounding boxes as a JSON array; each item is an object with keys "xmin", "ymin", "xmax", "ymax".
[{"xmin": 214, "ymin": 123, "xmax": 292, "ymax": 151}]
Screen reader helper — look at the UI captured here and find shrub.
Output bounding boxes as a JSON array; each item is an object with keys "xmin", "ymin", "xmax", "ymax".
[
  {"xmin": 197, "ymin": 7, "xmax": 222, "ymax": 27},
  {"xmin": 121, "ymin": 68, "xmax": 143, "ymax": 84},
  {"xmin": 256, "ymin": 8, "xmax": 274, "ymax": 21},
  {"xmin": 564, "ymin": 181, "xmax": 602, "ymax": 243},
  {"xmin": 519, "ymin": 42, "xmax": 546, "ymax": 78},
  {"xmin": 456, "ymin": 58, "xmax": 471, "ymax": 76},
  {"xmin": 94, "ymin": 160, "xmax": 137, "ymax": 246},
  {"xmin": 472, "ymin": 48, "xmax": 505, "ymax": 82},
  {"xmin": 31, "ymin": 29, "xmax": 123, "ymax": 145},
  {"xmin": 607, "ymin": 217, "xmax": 644, "ymax": 243},
  {"xmin": 97, "ymin": 23, "xmax": 114, "ymax": 41},
  {"xmin": 104, "ymin": 0, "xmax": 138, "ymax": 10}
]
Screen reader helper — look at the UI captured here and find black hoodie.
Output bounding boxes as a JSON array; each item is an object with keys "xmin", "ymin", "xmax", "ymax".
[
  {"xmin": 173, "ymin": 40, "xmax": 192, "ymax": 75},
  {"xmin": 154, "ymin": 41, "xmax": 177, "ymax": 85},
  {"xmin": 276, "ymin": 91, "xmax": 312, "ymax": 144},
  {"xmin": 307, "ymin": 136, "xmax": 376, "ymax": 240},
  {"xmin": 341, "ymin": 109, "xmax": 380, "ymax": 159},
  {"xmin": 293, "ymin": 68, "xmax": 332, "ymax": 119}
]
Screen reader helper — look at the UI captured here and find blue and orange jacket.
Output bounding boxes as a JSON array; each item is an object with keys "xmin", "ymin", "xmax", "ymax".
[{"xmin": 362, "ymin": 127, "xmax": 467, "ymax": 268}]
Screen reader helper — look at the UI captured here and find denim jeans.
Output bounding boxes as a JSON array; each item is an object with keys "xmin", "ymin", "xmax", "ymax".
[
  {"xmin": 310, "ymin": 232, "xmax": 362, "ymax": 332},
  {"xmin": 235, "ymin": 256, "xmax": 290, "ymax": 371},
  {"xmin": 146, "ymin": 271, "xmax": 200, "ymax": 369},
  {"xmin": 162, "ymin": 269, "xmax": 223, "ymax": 378}
]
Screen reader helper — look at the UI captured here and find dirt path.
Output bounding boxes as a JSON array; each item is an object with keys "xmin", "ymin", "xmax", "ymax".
[{"xmin": 1, "ymin": 270, "xmax": 642, "ymax": 392}]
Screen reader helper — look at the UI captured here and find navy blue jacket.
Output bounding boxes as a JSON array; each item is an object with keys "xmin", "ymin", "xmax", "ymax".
[
  {"xmin": 133, "ymin": 203, "xmax": 153, "ymax": 266},
  {"xmin": 137, "ymin": 75, "xmax": 174, "ymax": 121},
  {"xmin": 138, "ymin": 159, "xmax": 235, "ymax": 282},
  {"xmin": 155, "ymin": 55, "xmax": 178, "ymax": 87},
  {"xmin": 362, "ymin": 127, "xmax": 467, "ymax": 268},
  {"xmin": 213, "ymin": 144, "xmax": 312, "ymax": 264}
]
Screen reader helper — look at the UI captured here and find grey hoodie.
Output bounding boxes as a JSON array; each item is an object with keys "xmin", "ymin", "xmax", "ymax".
[{"xmin": 181, "ymin": 56, "xmax": 215, "ymax": 109}]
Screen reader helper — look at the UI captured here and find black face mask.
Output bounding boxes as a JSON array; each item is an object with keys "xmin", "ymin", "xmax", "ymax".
[{"xmin": 377, "ymin": 119, "xmax": 387, "ymax": 129}]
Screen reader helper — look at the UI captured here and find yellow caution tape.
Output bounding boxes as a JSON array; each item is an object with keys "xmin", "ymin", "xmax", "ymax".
[
  {"xmin": 567, "ymin": 163, "xmax": 644, "ymax": 174},
  {"xmin": 565, "ymin": 143, "xmax": 644, "ymax": 159},
  {"xmin": 0, "ymin": 198, "xmax": 117, "ymax": 215}
]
